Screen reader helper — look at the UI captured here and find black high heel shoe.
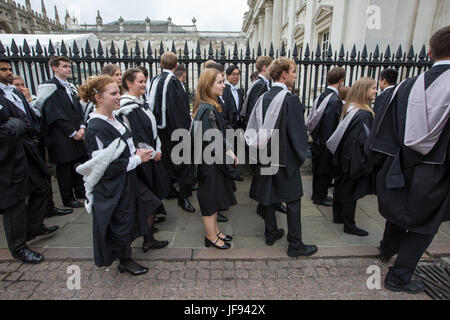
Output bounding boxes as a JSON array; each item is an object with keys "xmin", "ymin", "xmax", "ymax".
[
  {"xmin": 118, "ymin": 259, "xmax": 148, "ymax": 276},
  {"xmin": 142, "ymin": 240, "xmax": 169, "ymax": 253},
  {"xmin": 217, "ymin": 232, "xmax": 232, "ymax": 242},
  {"xmin": 205, "ymin": 237, "xmax": 231, "ymax": 249}
]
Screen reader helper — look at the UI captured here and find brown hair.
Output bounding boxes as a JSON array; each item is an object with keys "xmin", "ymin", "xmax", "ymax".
[
  {"xmin": 327, "ymin": 67, "xmax": 346, "ymax": 85},
  {"xmin": 101, "ymin": 64, "xmax": 120, "ymax": 77},
  {"xmin": 255, "ymin": 56, "xmax": 273, "ymax": 73},
  {"xmin": 12, "ymin": 75, "xmax": 24, "ymax": 82},
  {"xmin": 268, "ymin": 57, "xmax": 295, "ymax": 81},
  {"xmin": 429, "ymin": 26, "xmax": 450, "ymax": 60},
  {"xmin": 49, "ymin": 56, "xmax": 71, "ymax": 68},
  {"xmin": 137, "ymin": 66, "xmax": 149, "ymax": 79},
  {"xmin": 192, "ymin": 68, "xmax": 223, "ymax": 118},
  {"xmin": 338, "ymin": 86, "xmax": 351, "ymax": 101},
  {"xmin": 204, "ymin": 60, "xmax": 217, "ymax": 68},
  {"xmin": 174, "ymin": 65, "xmax": 187, "ymax": 78},
  {"xmin": 79, "ymin": 76, "xmax": 116, "ymax": 104},
  {"xmin": 122, "ymin": 68, "xmax": 143, "ymax": 91},
  {"xmin": 341, "ymin": 77, "xmax": 375, "ymax": 120},
  {"xmin": 160, "ymin": 52, "xmax": 178, "ymax": 70}
]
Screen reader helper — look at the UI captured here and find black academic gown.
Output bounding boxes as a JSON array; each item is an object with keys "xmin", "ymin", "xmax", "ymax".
[
  {"xmin": 150, "ymin": 72, "xmax": 192, "ymax": 183},
  {"xmin": 40, "ymin": 77, "xmax": 87, "ymax": 164},
  {"xmin": 192, "ymin": 103, "xmax": 237, "ymax": 216},
  {"xmin": 242, "ymin": 77, "xmax": 269, "ymax": 127},
  {"xmin": 367, "ymin": 64, "xmax": 450, "ymax": 235},
  {"xmin": 0, "ymin": 96, "xmax": 29, "ymax": 210},
  {"xmin": 373, "ymin": 86, "xmax": 395, "ymax": 115},
  {"xmin": 84, "ymin": 117, "xmax": 147, "ymax": 267},
  {"xmin": 333, "ymin": 109, "xmax": 374, "ymax": 202},
  {"xmin": 222, "ymin": 84, "xmax": 244, "ymax": 130},
  {"xmin": 249, "ymin": 87, "xmax": 308, "ymax": 206},
  {"xmin": 116, "ymin": 99, "xmax": 172, "ymax": 200},
  {"xmin": 310, "ymin": 88, "xmax": 343, "ymax": 176}
]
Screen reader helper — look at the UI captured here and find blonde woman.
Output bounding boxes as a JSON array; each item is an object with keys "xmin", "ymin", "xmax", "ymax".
[
  {"xmin": 326, "ymin": 77, "xmax": 377, "ymax": 237},
  {"xmin": 191, "ymin": 68, "xmax": 238, "ymax": 250}
]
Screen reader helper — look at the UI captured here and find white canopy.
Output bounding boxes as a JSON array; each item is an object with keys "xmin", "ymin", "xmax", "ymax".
[{"xmin": 0, "ymin": 33, "xmax": 99, "ymax": 50}]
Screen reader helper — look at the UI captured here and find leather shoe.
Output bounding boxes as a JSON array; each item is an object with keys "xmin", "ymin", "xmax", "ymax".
[
  {"xmin": 344, "ymin": 225, "xmax": 369, "ymax": 237},
  {"xmin": 45, "ymin": 207, "xmax": 73, "ymax": 218},
  {"xmin": 64, "ymin": 200, "xmax": 84, "ymax": 208},
  {"xmin": 36, "ymin": 225, "xmax": 59, "ymax": 236},
  {"xmin": 217, "ymin": 212, "xmax": 228, "ymax": 223},
  {"xmin": 118, "ymin": 259, "xmax": 148, "ymax": 276},
  {"xmin": 266, "ymin": 229, "xmax": 284, "ymax": 246},
  {"xmin": 142, "ymin": 240, "xmax": 169, "ymax": 252},
  {"xmin": 287, "ymin": 244, "xmax": 318, "ymax": 257},
  {"xmin": 205, "ymin": 237, "xmax": 230, "ymax": 249},
  {"xmin": 217, "ymin": 232, "xmax": 232, "ymax": 242},
  {"xmin": 313, "ymin": 198, "xmax": 333, "ymax": 207},
  {"xmin": 178, "ymin": 199, "xmax": 195, "ymax": 213},
  {"xmin": 384, "ymin": 279, "xmax": 425, "ymax": 294},
  {"xmin": 13, "ymin": 247, "xmax": 44, "ymax": 264},
  {"xmin": 275, "ymin": 203, "xmax": 288, "ymax": 214},
  {"xmin": 233, "ymin": 175, "xmax": 244, "ymax": 182}
]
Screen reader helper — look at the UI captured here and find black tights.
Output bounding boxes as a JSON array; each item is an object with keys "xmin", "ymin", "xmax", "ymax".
[{"xmin": 143, "ymin": 205, "xmax": 162, "ymax": 243}]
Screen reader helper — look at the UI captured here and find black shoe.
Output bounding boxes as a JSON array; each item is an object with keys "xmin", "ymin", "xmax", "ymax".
[
  {"xmin": 45, "ymin": 207, "xmax": 73, "ymax": 218},
  {"xmin": 266, "ymin": 229, "xmax": 285, "ymax": 246},
  {"xmin": 75, "ymin": 194, "xmax": 87, "ymax": 200},
  {"xmin": 13, "ymin": 247, "xmax": 44, "ymax": 264},
  {"xmin": 287, "ymin": 245, "xmax": 318, "ymax": 257},
  {"xmin": 217, "ymin": 232, "xmax": 232, "ymax": 242},
  {"xmin": 155, "ymin": 216, "xmax": 166, "ymax": 224},
  {"xmin": 178, "ymin": 199, "xmax": 195, "ymax": 213},
  {"xmin": 118, "ymin": 259, "xmax": 148, "ymax": 276},
  {"xmin": 36, "ymin": 225, "xmax": 59, "ymax": 237},
  {"xmin": 256, "ymin": 205, "xmax": 265, "ymax": 219},
  {"xmin": 205, "ymin": 237, "xmax": 230, "ymax": 249},
  {"xmin": 142, "ymin": 240, "xmax": 169, "ymax": 252},
  {"xmin": 384, "ymin": 279, "xmax": 425, "ymax": 294},
  {"xmin": 152, "ymin": 226, "xmax": 159, "ymax": 233},
  {"xmin": 64, "ymin": 200, "xmax": 84, "ymax": 209},
  {"xmin": 344, "ymin": 225, "xmax": 369, "ymax": 237},
  {"xmin": 275, "ymin": 203, "xmax": 288, "ymax": 214},
  {"xmin": 217, "ymin": 212, "xmax": 228, "ymax": 223},
  {"xmin": 233, "ymin": 175, "xmax": 244, "ymax": 182},
  {"xmin": 313, "ymin": 198, "xmax": 333, "ymax": 207}
]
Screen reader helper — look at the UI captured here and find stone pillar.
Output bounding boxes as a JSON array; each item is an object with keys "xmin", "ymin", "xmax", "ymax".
[
  {"xmin": 257, "ymin": 13, "xmax": 265, "ymax": 50},
  {"xmin": 271, "ymin": 0, "xmax": 283, "ymax": 50},
  {"xmin": 263, "ymin": 0, "xmax": 273, "ymax": 51}
]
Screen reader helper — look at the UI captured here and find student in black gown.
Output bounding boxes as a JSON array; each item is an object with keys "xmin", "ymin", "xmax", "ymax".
[
  {"xmin": 306, "ymin": 67, "xmax": 345, "ymax": 207},
  {"xmin": 222, "ymin": 65, "xmax": 244, "ymax": 130},
  {"xmin": 191, "ymin": 68, "xmax": 238, "ymax": 250},
  {"xmin": 116, "ymin": 68, "xmax": 170, "ymax": 251},
  {"xmin": 77, "ymin": 76, "xmax": 152, "ymax": 275},
  {"xmin": 373, "ymin": 68, "xmax": 398, "ymax": 115},
  {"xmin": 367, "ymin": 26, "xmax": 450, "ymax": 294},
  {"xmin": 326, "ymin": 77, "xmax": 377, "ymax": 237},
  {"xmin": 35, "ymin": 56, "xmax": 87, "ymax": 209},
  {"xmin": 245, "ymin": 58, "xmax": 317, "ymax": 257},
  {"xmin": 147, "ymin": 52, "xmax": 195, "ymax": 213}
]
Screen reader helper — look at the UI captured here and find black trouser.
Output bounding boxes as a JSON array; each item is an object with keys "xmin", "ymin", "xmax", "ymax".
[
  {"xmin": 56, "ymin": 158, "xmax": 85, "ymax": 205},
  {"xmin": 381, "ymin": 221, "xmax": 435, "ymax": 285},
  {"xmin": 312, "ymin": 173, "xmax": 332, "ymax": 201},
  {"xmin": 2, "ymin": 201, "xmax": 27, "ymax": 255},
  {"xmin": 26, "ymin": 176, "xmax": 52, "ymax": 237},
  {"xmin": 333, "ymin": 200, "xmax": 357, "ymax": 228},
  {"xmin": 262, "ymin": 199, "xmax": 303, "ymax": 249}
]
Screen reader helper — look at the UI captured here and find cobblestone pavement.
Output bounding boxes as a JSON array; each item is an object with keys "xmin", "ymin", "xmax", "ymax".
[{"xmin": 0, "ymin": 258, "xmax": 431, "ymax": 300}]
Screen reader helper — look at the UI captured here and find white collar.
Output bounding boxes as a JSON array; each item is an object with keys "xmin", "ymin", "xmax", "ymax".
[
  {"xmin": 0, "ymin": 82, "xmax": 15, "ymax": 91},
  {"xmin": 383, "ymin": 85, "xmax": 395, "ymax": 92},
  {"xmin": 226, "ymin": 81, "xmax": 238, "ymax": 90},
  {"xmin": 259, "ymin": 74, "xmax": 269, "ymax": 83},
  {"xmin": 433, "ymin": 60, "xmax": 450, "ymax": 67},
  {"xmin": 55, "ymin": 76, "xmax": 70, "ymax": 86},
  {"xmin": 327, "ymin": 86, "xmax": 339, "ymax": 95},
  {"xmin": 272, "ymin": 82, "xmax": 288, "ymax": 91},
  {"xmin": 163, "ymin": 69, "xmax": 175, "ymax": 77},
  {"xmin": 89, "ymin": 112, "xmax": 116, "ymax": 122}
]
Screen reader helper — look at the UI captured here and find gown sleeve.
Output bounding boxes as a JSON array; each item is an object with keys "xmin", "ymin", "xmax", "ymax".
[{"xmin": 286, "ymin": 95, "xmax": 308, "ymax": 166}]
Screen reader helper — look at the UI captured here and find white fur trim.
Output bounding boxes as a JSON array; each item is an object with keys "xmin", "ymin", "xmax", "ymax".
[
  {"xmin": 33, "ymin": 83, "xmax": 58, "ymax": 116},
  {"xmin": 75, "ymin": 138, "xmax": 127, "ymax": 214}
]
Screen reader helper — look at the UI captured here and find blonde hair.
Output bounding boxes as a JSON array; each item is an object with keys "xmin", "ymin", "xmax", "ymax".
[
  {"xmin": 341, "ymin": 77, "xmax": 375, "ymax": 120},
  {"xmin": 268, "ymin": 57, "xmax": 295, "ymax": 81},
  {"xmin": 192, "ymin": 68, "xmax": 223, "ymax": 118},
  {"xmin": 79, "ymin": 76, "xmax": 116, "ymax": 104}
]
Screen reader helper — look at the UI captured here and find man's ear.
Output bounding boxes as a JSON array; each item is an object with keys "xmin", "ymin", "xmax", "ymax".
[{"xmin": 428, "ymin": 50, "xmax": 433, "ymax": 60}]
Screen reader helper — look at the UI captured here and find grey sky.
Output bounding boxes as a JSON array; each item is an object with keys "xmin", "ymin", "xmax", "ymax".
[{"xmin": 22, "ymin": 0, "xmax": 249, "ymax": 31}]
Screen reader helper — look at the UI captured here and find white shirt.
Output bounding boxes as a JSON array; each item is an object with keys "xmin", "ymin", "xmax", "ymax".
[
  {"xmin": 383, "ymin": 85, "xmax": 395, "ymax": 92},
  {"xmin": 226, "ymin": 81, "xmax": 240, "ymax": 111},
  {"xmin": 89, "ymin": 113, "xmax": 142, "ymax": 172},
  {"xmin": 259, "ymin": 74, "xmax": 271, "ymax": 90},
  {"xmin": 433, "ymin": 60, "xmax": 450, "ymax": 67},
  {"xmin": 272, "ymin": 82, "xmax": 289, "ymax": 91},
  {"xmin": 327, "ymin": 86, "xmax": 339, "ymax": 95},
  {"xmin": 0, "ymin": 82, "xmax": 26, "ymax": 114},
  {"xmin": 163, "ymin": 69, "xmax": 175, "ymax": 77}
]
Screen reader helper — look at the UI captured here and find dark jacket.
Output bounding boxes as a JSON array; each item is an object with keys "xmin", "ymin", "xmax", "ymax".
[{"xmin": 222, "ymin": 83, "xmax": 244, "ymax": 129}]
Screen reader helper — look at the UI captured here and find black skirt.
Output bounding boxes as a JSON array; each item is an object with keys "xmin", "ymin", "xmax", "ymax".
[
  {"xmin": 138, "ymin": 177, "xmax": 162, "ymax": 215},
  {"xmin": 197, "ymin": 164, "xmax": 237, "ymax": 216}
]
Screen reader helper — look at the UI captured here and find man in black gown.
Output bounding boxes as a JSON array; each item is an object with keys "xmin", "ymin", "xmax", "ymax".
[
  {"xmin": 307, "ymin": 67, "xmax": 345, "ymax": 207},
  {"xmin": 367, "ymin": 26, "xmax": 450, "ymax": 294},
  {"xmin": 37, "ymin": 56, "xmax": 87, "ymax": 209},
  {"xmin": 147, "ymin": 52, "xmax": 195, "ymax": 213},
  {"xmin": 246, "ymin": 58, "xmax": 317, "ymax": 257},
  {"xmin": 222, "ymin": 65, "xmax": 243, "ymax": 130},
  {"xmin": 373, "ymin": 68, "xmax": 398, "ymax": 115}
]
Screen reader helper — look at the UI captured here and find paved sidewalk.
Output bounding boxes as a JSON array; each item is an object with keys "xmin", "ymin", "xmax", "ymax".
[{"xmin": 0, "ymin": 257, "xmax": 432, "ymax": 300}]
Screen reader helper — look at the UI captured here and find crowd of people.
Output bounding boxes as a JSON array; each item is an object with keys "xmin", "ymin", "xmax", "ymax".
[{"xmin": 0, "ymin": 26, "xmax": 448, "ymax": 294}]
